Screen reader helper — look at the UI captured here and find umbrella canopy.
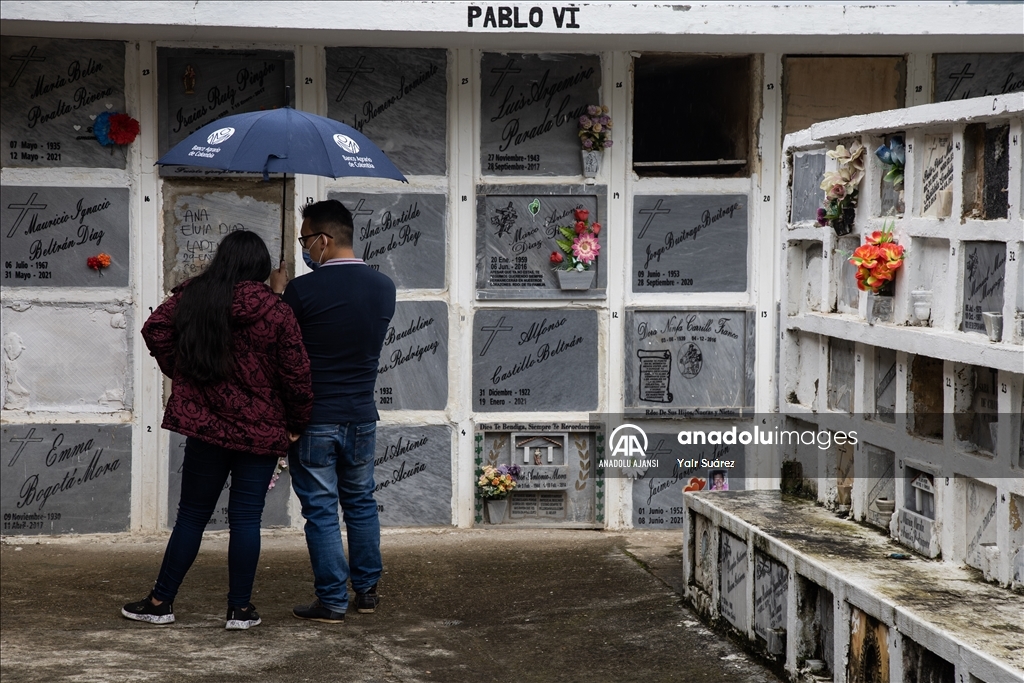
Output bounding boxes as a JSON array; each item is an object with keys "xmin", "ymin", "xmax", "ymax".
[{"xmin": 156, "ymin": 107, "xmax": 407, "ymax": 182}]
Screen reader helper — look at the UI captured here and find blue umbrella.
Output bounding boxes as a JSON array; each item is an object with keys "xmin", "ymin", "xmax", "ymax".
[
  {"xmin": 156, "ymin": 107, "xmax": 406, "ymax": 261},
  {"xmin": 156, "ymin": 106, "xmax": 407, "ymax": 182}
]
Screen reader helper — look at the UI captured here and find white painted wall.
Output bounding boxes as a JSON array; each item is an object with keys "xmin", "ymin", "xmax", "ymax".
[{"xmin": 1, "ymin": 1, "xmax": 1020, "ymax": 534}]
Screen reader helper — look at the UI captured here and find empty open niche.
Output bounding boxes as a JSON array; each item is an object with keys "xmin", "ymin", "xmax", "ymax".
[
  {"xmin": 953, "ymin": 364, "xmax": 999, "ymax": 455},
  {"xmin": 905, "ymin": 237, "xmax": 949, "ymax": 328},
  {"xmin": 908, "ymin": 355, "xmax": 944, "ymax": 440},
  {"xmin": 781, "ymin": 417, "xmax": 819, "ymax": 498},
  {"xmin": 827, "ymin": 337, "xmax": 856, "ymax": 413},
  {"xmin": 963, "ymin": 123, "xmax": 1010, "ymax": 220},
  {"xmin": 835, "ymin": 235, "xmax": 861, "ymax": 314},
  {"xmin": 865, "ymin": 443, "xmax": 896, "ymax": 529},
  {"xmin": 901, "ymin": 638, "xmax": 955, "ymax": 683},
  {"xmin": 795, "ymin": 576, "xmax": 834, "ymax": 677},
  {"xmin": 873, "ymin": 346, "xmax": 897, "ymax": 423},
  {"xmin": 963, "ymin": 477, "xmax": 998, "ymax": 574},
  {"xmin": 632, "ymin": 54, "xmax": 751, "ymax": 177}
]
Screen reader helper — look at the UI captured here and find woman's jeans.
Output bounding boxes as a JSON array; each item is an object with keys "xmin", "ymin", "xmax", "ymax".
[
  {"xmin": 153, "ymin": 437, "xmax": 276, "ymax": 607},
  {"xmin": 289, "ymin": 421, "xmax": 382, "ymax": 613}
]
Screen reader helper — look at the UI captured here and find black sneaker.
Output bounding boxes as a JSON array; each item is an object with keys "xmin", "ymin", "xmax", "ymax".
[
  {"xmin": 355, "ymin": 584, "xmax": 380, "ymax": 614},
  {"xmin": 121, "ymin": 594, "xmax": 174, "ymax": 625},
  {"xmin": 292, "ymin": 599, "xmax": 345, "ymax": 623},
  {"xmin": 225, "ymin": 603, "xmax": 262, "ymax": 630}
]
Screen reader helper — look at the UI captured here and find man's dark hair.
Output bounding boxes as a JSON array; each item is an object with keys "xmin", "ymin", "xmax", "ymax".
[{"xmin": 302, "ymin": 199, "xmax": 354, "ymax": 247}]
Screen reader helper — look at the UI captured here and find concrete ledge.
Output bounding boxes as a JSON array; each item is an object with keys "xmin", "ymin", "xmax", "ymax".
[{"xmin": 682, "ymin": 490, "xmax": 1023, "ymax": 683}]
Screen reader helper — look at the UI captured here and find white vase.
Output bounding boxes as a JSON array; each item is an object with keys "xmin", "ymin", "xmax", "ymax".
[
  {"xmin": 485, "ymin": 498, "xmax": 508, "ymax": 524},
  {"xmin": 556, "ymin": 269, "xmax": 595, "ymax": 290},
  {"xmin": 581, "ymin": 150, "xmax": 602, "ymax": 178}
]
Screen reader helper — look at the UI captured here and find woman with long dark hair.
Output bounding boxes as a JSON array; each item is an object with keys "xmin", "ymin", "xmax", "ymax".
[{"xmin": 122, "ymin": 230, "xmax": 312, "ymax": 630}]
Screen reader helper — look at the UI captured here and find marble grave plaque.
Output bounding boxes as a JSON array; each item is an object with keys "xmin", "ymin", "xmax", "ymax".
[
  {"xmin": 376, "ymin": 301, "xmax": 448, "ymax": 411},
  {"xmin": 157, "ymin": 48, "xmax": 293, "ymax": 176},
  {"xmin": 631, "ymin": 431, "xmax": 746, "ymax": 529},
  {"xmin": 921, "ymin": 135, "xmax": 954, "ymax": 217},
  {"xmin": 791, "ymin": 152, "xmax": 826, "ymax": 224},
  {"xmin": 326, "ymin": 48, "xmax": 447, "ymax": 176},
  {"xmin": 719, "ymin": 530, "xmax": 749, "ymax": 632},
  {"xmin": 167, "ymin": 433, "xmax": 289, "ymax": 530},
  {"xmin": 373, "ymin": 424, "xmax": 452, "ymax": 526},
  {"xmin": 753, "ymin": 552, "xmax": 788, "ymax": 642},
  {"xmin": 934, "ymin": 53, "xmax": 1024, "ymax": 102},
  {"xmin": 1, "ymin": 185, "xmax": 129, "ymax": 288},
  {"xmin": 327, "ymin": 191, "xmax": 446, "ymax": 289},
  {"xmin": 162, "ymin": 181, "xmax": 286, "ymax": 289},
  {"xmin": 2, "ymin": 424, "xmax": 131, "ymax": 534},
  {"xmin": 962, "ymin": 241, "xmax": 1006, "ymax": 334},
  {"xmin": 480, "ymin": 53, "xmax": 601, "ymax": 176},
  {"xmin": 624, "ymin": 310, "xmax": 755, "ymax": 414},
  {"xmin": 476, "ymin": 187, "xmax": 605, "ymax": 298},
  {"xmin": 632, "ymin": 194, "xmax": 748, "ymax": 293},
  {"xmin": 478, "ymin": 426, "xmax": 597, "ymax": 525},
  {"xmin": 473, "ymin": 309, "xmax": 598, "ymax": 412},
  {"xmin": 1, "ymin": 37, "xmax": 126, "ymax": 169}
]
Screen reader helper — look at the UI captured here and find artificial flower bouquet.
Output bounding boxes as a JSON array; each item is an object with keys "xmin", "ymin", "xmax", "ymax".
[
  {"xmin": 550, "ymin": 208, "xmax": 601, "ymax": 272},
  {"xmin": 94, "ymin": 112, "xmax": 140, "ymax": 147},
  {"xmin": 816, "ymin": 142, "xmax": 866, "ymax": 233},
  {"xmin": 476, "ymin": 464, "xmax": 521, "ymax": 499},
  {"xmin": 848, "ymin": 220, "xmax": 905, "ymax": 294},
  {"xmin": 875, "ymin": 136, "xmax": 905, "ymax": 190},
  {"xmin": 578, "ymin": 105, "xmax": 613, "ymax": 151}
]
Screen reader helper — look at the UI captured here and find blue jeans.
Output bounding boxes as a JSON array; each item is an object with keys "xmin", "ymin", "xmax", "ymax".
[
  {"xmin": 289, "ymin": 421, "xmax": 382, "ymax": 612},
  {"xmin": 153, "ymin": 437, "xmax": 277, "ymax": 607}
]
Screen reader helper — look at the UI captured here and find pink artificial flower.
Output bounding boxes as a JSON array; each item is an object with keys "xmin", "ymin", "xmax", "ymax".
[
  {"xmin": 591, "ymin": 222, "xmax": 601, "ymax": 236},
  {"xmin": 572, "ymin": 234, "xmax": 600, "ymax": 264}
]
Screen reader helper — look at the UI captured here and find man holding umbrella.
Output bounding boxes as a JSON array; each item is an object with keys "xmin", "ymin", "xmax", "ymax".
[{"xmin": 271, "ymin": 199, "xmax": 396, "ymax": 623}]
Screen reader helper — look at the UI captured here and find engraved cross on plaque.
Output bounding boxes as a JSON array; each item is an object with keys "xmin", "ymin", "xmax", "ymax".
[
  {"xmin": 945, "ymin": 63, "xmax": 975, "ymax": 101},
  {"xmin": 350, "ymin": 198, "xmax": 374, "ymax": 221},
  {"xmin": 6, "ymin": 192, "xmax": 47, "ymax": 239},
  {"xmin": 479, "ymin": 316, "xmax": 513, "ymax": 357},
  {"xmin": 8, "ymin": 428, "xmax": 44, "ymax": 467},
  {"xmin": 637, "ymin": 199, "xmax": 671, "ymax": 239},
  {"xmin": 650, "ymin": 439, "xmax": 673, "ymax": 460},
  {"xmin": 335, "ymin": 56, "xmax": 375, "ymax": 103},
  {"xmin": 489, "ymin": 58, "xmax": 522, "ymax": 97},
  {"xmin": 8, "ymin": 45, "xmax": 45, "ymax": 87}
]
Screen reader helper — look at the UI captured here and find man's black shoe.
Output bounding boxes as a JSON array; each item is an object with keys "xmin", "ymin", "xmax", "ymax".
[
  {"xmin": 355, "ymin": 584, "xmax": 380, "ymax": 614},
  {"xmin": 292, "ymin": 599, "xmax": 345, "ymax": 623}
]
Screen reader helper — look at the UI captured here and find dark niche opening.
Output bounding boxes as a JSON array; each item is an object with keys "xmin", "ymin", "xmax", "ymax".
[{"xmin": 632, "ymin": 54, "xmax": 752, "ymax": 177}]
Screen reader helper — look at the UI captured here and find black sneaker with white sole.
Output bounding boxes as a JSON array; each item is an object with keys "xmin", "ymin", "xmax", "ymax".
[
  {"xmin": 225, "ymin": 603, "xmax": 262, "ymax": 630},
  {"xmin": 121, "ymin": 594, "xmax": 174, "ymax": 625}
]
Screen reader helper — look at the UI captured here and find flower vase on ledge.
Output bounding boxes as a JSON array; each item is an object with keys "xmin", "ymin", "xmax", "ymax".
[
  {"xmin": 866, "ymin": 280, "xmax": 895, "ymax": 325},
  {"xmin": 581, "ymin": 150, "xmax": 602, "ymax": 178},
  {"xmin": 485, "ymin": 497, "xmax": 508, "ymax": 524},
  {"xmin": 556, "ymin": 269, "xmax": 595, "ymax": 291}
]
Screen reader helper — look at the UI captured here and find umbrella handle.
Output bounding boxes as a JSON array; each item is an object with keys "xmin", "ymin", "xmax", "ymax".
[{"xmin": 281, "ymin": 175, "xmax": 287, "ymax": 264}]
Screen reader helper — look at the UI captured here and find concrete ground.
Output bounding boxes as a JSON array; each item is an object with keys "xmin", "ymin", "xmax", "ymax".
[{"xmin": 0, "ymin": 528, "xmax": 781, "ymax": 683}]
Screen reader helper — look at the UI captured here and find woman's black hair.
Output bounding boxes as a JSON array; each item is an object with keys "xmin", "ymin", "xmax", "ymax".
[{"xmin": 173, "ymin": 230, "xmax": 272, "ymax": 383}]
